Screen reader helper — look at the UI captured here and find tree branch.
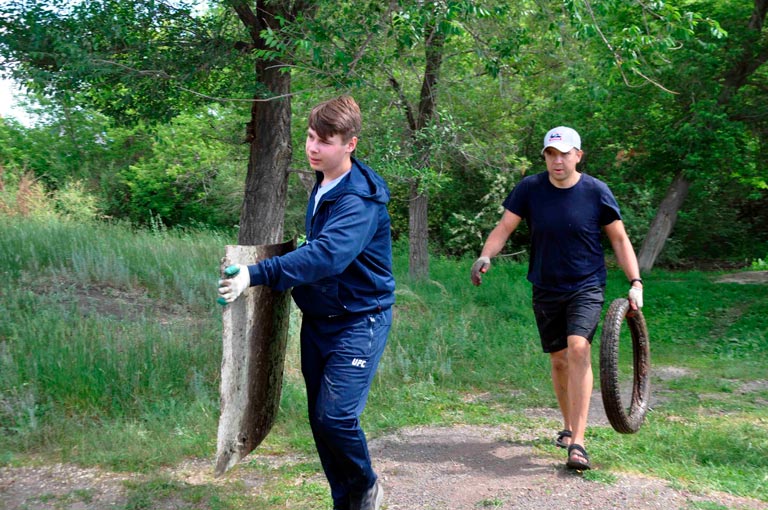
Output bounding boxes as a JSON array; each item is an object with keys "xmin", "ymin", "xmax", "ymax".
[
  {"xmin": 388, "ymin": 74, "xmax": 417, "ymax": 133},
  {"xmin": 718, "ymin": 0, "xmax": 768, "ymax": 104},
  {"xmin": 228, "ymin": 0, "xmax": 262, "ymax": 44},
  {"xmin": 582, "ymin": 0, "xmax": 679, "ymax": 94},
  {"xmin": 345, "ymin": 0, "xmax": 399, "ymax": 79},
  {"xmin": 91, "ymin": 58, "xmax": 298, "ymax": 103}
]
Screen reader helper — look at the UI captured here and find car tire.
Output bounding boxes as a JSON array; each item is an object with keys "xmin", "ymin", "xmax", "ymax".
[{"xmin": 599, "ymin": 298, "xmax": 651, "ymax": 434}]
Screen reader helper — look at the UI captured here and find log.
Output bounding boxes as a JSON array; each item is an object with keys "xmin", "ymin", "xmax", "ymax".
[{"xmin": 214, "ymin": 241, "xmax": 295, "ymax": 476}]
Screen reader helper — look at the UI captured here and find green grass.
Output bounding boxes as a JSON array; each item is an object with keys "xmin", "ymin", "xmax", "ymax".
[{"xmin": 1, "ymin": 217, "xmax": 767, "ymax": 507}]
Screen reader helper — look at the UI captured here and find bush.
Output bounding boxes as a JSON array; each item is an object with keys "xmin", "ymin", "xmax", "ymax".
[
  {"xmin": 0, "ymin": 170, "xmax": 101, "ymax": 222},
  {"xmin": 53, "ymin": 180, "xmax": 101, "ymax": 221},
  {"xmin": 0, "ymin": 171, "xmax": 56, "ymax": 218}
]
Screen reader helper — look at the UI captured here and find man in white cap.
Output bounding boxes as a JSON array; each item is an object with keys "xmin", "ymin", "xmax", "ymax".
[{"xmin": 470, "ymin": 126, "xmax": 643, "ymax": 470}]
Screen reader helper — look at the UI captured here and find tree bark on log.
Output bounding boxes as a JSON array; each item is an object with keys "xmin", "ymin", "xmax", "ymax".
[{"xmin": 215, "ymin": 241, "xmax": 295, "ymax": 476}]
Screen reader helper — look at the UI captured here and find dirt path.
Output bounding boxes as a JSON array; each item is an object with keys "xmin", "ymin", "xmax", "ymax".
[
  {"xmin": 2, "ymin": 395, "xmax": 766, "ymax": 510},
  {"xmin": 369, "ymin": 424, "xmax": 766, "ymax": 510},
  {"xmin": 714, "ymin": 270, "xmax": 768, "ymax": 284},
  {"xmin": 2, "ymin": 424, "xmax": 766, "ymax": 510}
]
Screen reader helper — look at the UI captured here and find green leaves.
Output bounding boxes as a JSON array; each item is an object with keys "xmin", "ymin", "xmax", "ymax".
[
  {"xmin": 563, "ymin": 0, "xmax": 728, "ymax": 91},
  {"xmin": 1, "ymin": 0, "xmax": 239, "ymax": 124},
  {"xmin": 117, "ymin": 107, "xmax": 244, "ymax": 227}
]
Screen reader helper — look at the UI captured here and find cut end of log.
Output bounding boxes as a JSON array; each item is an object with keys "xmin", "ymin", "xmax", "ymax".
[{"xmin": 214, "ymin": 449, "xmax": 239, "ymax": 477}]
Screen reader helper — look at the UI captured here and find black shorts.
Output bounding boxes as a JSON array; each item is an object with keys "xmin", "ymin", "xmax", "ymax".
[{"xmin": 532, "ymin": 285, "xmax": 605, "ymax": 353}]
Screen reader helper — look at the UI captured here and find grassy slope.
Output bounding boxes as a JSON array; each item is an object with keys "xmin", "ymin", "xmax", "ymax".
[{"xmin": 1, "ymin": 219, "xmax": 766, "ymax": 506}]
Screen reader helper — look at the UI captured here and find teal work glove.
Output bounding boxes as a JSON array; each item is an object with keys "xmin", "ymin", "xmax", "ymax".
[{"xmin": 217, "ymin": 264, "xmax": 250, "ymax": 305}]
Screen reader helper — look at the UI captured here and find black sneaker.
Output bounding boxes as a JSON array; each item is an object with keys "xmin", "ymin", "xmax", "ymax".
[{"xmin": 349, "ymin": 481, "xmax": 383, "ymax": 510}]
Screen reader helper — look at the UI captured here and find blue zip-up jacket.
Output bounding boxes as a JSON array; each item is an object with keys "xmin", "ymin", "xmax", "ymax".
[{"xmin": 248, "ymin": 158, "xmax": 395, "ymax": 318}]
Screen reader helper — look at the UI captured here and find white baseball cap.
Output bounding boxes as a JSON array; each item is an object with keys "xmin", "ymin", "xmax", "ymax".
[{"xmin": 541, "ymin": 126, "xmax": 581, "ymax": 154}]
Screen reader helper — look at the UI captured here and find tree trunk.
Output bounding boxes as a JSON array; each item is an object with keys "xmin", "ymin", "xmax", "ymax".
[
  {"xmin": 639, "ymin": 1, "xmax": 767, "ymax": 270},
  {"xmin": 408, "ymin": 181, "xmax": 429, "ymax": 280},
  {"xmin": 637, "ymin": 171, "xmax": 690, "ymax": 271},
  {"xmin": 231, "ymin": 0, "xmax": 315, "ymax": 245},
  {"xmin": 237, "ymin": 69, "xmax": 292, "ymax": 245},
  {"xmin": 407, "ymin": 19, "xmax": 445, "ymax": 281}
]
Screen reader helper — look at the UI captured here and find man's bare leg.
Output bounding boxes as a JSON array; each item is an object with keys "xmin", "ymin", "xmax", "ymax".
[
  {"xmin": 550, "ymin": 349, "xmax": 571, "ymax": 446},
  {"xmin": 565, "ymin": 334, "xmax": 592, "ymax": 465}
]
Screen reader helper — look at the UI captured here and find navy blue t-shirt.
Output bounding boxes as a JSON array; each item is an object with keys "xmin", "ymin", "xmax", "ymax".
[{"xmin": 502, "ymin": 172, "xmax": 621, "ymax": 292}]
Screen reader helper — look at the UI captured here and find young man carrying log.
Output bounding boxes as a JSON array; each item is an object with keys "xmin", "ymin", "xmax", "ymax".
[{"xmin": 218, "ymin": 95, "xmax": 394, "ymax": 510}]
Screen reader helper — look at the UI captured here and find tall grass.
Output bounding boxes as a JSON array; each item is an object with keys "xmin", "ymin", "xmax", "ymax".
[
  {"xmin": 0, "ymin": 218, "xmax": 229, "ymax": 467},
  {"xmin": 1, "ymin": 217, "xmax": 767, "ymax": 502},
  {"xmin": 378, "ymin": 253, "xmax": 551, "ymax": 400},
  {"xmin": 0, "ymin": 218, "xmax": 225, "ymax": 308}
]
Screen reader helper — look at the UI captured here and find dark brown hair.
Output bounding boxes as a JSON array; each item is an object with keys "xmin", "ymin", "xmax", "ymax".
[{"xmin": 308, "ymin": 95, "xmax": 361, "ymax": 142}]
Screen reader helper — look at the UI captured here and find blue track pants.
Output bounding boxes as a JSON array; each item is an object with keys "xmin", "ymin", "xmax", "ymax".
[{"xmin": 300, "ymin": 308, "xmax": 391, "ymax": 508}]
